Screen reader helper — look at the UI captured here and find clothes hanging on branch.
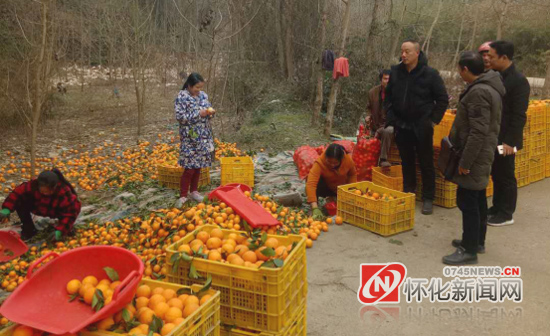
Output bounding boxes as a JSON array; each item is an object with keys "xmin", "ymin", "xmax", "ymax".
[
  {"xmin": 322, "ymin": 49, "xmax": 335, "ymax": 71},
  {"xmin": 333, "ymin": 57, "xmax": 349, "ymax": 79}
]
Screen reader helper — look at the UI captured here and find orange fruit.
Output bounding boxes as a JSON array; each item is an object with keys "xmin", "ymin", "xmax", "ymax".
[
  {"xmin": 172, "ymin": 317, "xmax": 185, "ymax": 325},
  {"xmin": 196, "ymin": 231, "xmax": 210, "ymax": 243},
  {"xmin": 335, "ymin": 216, "xmax": 343, "ymax": 225},
  {"xmin": 153, "ymin": 302, "xmax": 170, "ymax": 319},
  {"xmin": 178, "ymin": 294, "xmax": 189, "ymax": 304},
  {"xmin": 167, "ymin": 298, "xmax": 184, "ymax": 310},
  {"xmin": 96, "ymin": 316, "xmax": 115, "ymax": 330},
  {"xmin": 138, "ymin": 308, "xmax": 155, "ymax": 324},
  {"xmin": 84, "ymin": 287, "xmax": 96, "ymax": 304},
  {"xmin": 160, "ymin": 323, "xmax": 176, "ymax": 336},
  {"xmin": 136, "ymin": 284, "xmax": 151, "ymax": 298},
  {"xmin": 177, "ymin": 244, "xmax": 192, "ymax": 254},
  {"xmin": 110, "ymin": 281, "xmax": 121, "ymax": 289},
  {"xmin": 199, "ymin": 294, "xmax": 211, "ymax": 306},
  {"xmin": 210, "ymin": 228, "xmax": 224, "ymax": 239},
  {"xmin": 222, "ymin": 244, "xmax": 234, "ymax": 254},
  {"xmin": 242, "ymin": 250, "xmax": 258, "ymax": 263},
  {"xmin": 354, "ymin": 190, "xmax": 362, "ymax": 195},
  {"xmin": 182, "ymin": 303, "xmax": 199, "ymax": 318},
  {"xmin": 264, "ymin": 237, "xmax": 279, "ymax": 249},
  {"xmin": 128, "ymin": 327, "xmax": 145, "ymax": 336},
  {"xmin": 326, "ymin": 217, "xmax": 333, "ymax": 224},
  {"xmin": 229, "ymin": 255, "xmax": 245, "ymax": 266},
  {"xmin": 82, "ymin": 275, "xmax": 98, "ymax": 287},
  {"xmin": 208, "ymin": 250, "xmax": 222, "ymax": 261},
  {"xmin": 148, "ymin": 294, "xmax": 166, "ymax": 309},
  {"xmin": 255, "ymin": 247, "xmax": 270, "ymax": 261},
  {"xmin": 136, "ymin": 297, "xmax": 149, "ymax": 310},
  {"xmin": 185, "ymin": 295, "xmax": 199, "ymax": 306},
  {"xmin": 12, "ymin": 326, "xmax": 34, "ymax": 336},
  {"xmin": 162, "ymin": 289, "xmax": 177, "ymax": 300},
  {"xmin": 98, "ymin": 279, "xmax": 112, "ymax": 287},
  {"xmin": 235, "ymin": 245, "xmax": 249, "ymax": 256},
  {"xmin": 165, "ymin": 307, "xmax": 183, "ymax": 323},
  {"xmin": 152, "ymin": 287, "xmax": 165, "ymax": 295},
  {"xmin": 66, "ymin": 279, "xmax": 81, "ymax": 295},
  {"xmin": 275, "ymin": 246, "xmax": 288, "ymax": 259},
  {"xmin": 206, "ymin": 237, "xmax": 222, "ymax": 249},
  {"xmin": 306, "ymin": 239, "xmax": 313, "ymax": 248}
]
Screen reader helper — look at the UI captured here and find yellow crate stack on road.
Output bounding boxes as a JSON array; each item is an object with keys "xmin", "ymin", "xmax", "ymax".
[
  {"xmin": 337, "ymin": 181, "xmax": 415, "ymax": 236},
  {"xmin": 165, "ymin": 225, "xmax": 307, "ymax": 335},
  {"xmin": 220, "ymin": 156, "xmax": 255, "ymax": 187},
  {"xmin": 433, "ymin": 110, "xmax": 456, "ymax": 148},
  {"xmin": 372, "ymin": 166, "xmax": 404, "ymax": 191}
]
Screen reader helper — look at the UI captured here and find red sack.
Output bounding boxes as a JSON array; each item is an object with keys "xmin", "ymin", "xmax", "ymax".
[
  {"xmin": 352, "ymin": 137, "xmax": 381, "ymax": 181},
  {"xmin": 314, "ymin": 145, "xmax": 327, "ymax": 155},
  {"xmin": 293, "ymin": 146, "xmax": 320, "ymax": 180},
  {"xmin": 333, "ymin": 140, "xmax": 355, "ymax": 154}
]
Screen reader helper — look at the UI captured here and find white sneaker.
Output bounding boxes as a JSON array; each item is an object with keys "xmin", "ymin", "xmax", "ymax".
[
  {"xmin": 175, "ymin": 197, "xmax": 188, "ymax": 208},
  {"xmin": 189, "ymin": 191, "xmax": 204, "ymax": 203}
]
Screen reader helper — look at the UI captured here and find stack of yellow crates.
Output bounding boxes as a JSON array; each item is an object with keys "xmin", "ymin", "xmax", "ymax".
[{"xmin": 528, "ymin": 102, "xmax": 547, "ymax": 183}]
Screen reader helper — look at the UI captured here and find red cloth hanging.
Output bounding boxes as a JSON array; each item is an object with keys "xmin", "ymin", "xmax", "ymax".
[{"xmin": 333, "ymin": 57, "xmax": 350, "ymax": 79}]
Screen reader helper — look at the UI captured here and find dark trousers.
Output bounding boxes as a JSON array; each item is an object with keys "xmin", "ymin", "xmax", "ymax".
[
  {"xmin": 457, "ymin": 187, "xmax": 488, "ymax": 254},
  {"xmin": 14, "ymin": 203, "xmax": 37, "ymax": 238},
  {"xmin": 490, "ymin": 151, "xmax": 517, "ymax": 219},
  {"xmin": 180, "ymin": 168, "xmax": 201, "ymax": 197},
  {"xmin": 395, "ymin": 126, "xmax": 435, "ymax": 200},
  {"xmin": 316, "ymin": 177, "xmax": 337, "ymax": 199}
]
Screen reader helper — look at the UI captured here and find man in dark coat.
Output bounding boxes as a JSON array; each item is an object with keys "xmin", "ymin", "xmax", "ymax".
[
  {"xmin": 486, "ymin": 41, "xmax": 530, "ymax": 226},
  {"xmin": 366, "ymin": 69, "xmax": 392, "ymax": 167},
  {"xmin": 384, "ymin": 39, "xmax": 449, "ymax": 215},
  {"xmin": 443, "ymin": 52, "xmax": 505, "ymax": 265}
]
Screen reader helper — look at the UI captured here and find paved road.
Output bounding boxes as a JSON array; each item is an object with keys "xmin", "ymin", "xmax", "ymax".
[{"xmin": 307, "ymin": 178, "xmax": 550, "ymax": 336}]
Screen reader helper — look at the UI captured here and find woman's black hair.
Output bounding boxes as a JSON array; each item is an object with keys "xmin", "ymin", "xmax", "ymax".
[
  {"xmin": 38, "ymin": 168, "xmax": 77, "ymax": 195},
  {"xmin": 182, "ymin": 72, "xmax": 205, "ymax": 91},
  {"xmin": 325, "ymin": 143, "xmax": 346, "ymax": 162}
]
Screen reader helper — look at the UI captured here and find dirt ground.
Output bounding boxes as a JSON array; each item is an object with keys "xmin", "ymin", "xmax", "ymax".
[{"xmin": 306, "ymin": 178, "xmax": 550, "ymax": 336}]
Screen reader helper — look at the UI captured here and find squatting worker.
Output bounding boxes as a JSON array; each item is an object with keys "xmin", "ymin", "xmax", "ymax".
[
  {"xmin": 0, "ymin": 169, "xmax": 81, "ymax": 241},
  {"xmin": 366, "ymin": 69, "xmax": 393, "ymax": 167},
  {"xmin": 443, "ymin": 52, "xmax": 505, "ymax": 265},
  {"xmin": 306, "ymin": 144, "xmax": 357, "ymax": 220},
  {"xmin": 478, "ymin": 41, "xmax": 493, "ymax": 71},
  {"xmin": 174, "ymin": 72, "xmax": 215, "ymax": 208},
  {"xmin": 384, "ymin": 39, "xmax": 449, "ymax": 215},
  {"xmin": 486, "ymin": 41, "xmax": 530, "ymax": 227}
]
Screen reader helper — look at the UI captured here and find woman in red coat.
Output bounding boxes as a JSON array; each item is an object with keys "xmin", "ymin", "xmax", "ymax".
[{"xmin": 0, "ymin": 169, "xmax": 81, "ymax": 241}]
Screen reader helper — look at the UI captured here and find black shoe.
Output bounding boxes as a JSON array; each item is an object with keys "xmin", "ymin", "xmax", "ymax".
[
  {"xmin": 442, "ymin": 247, "xmax": 478, "ymax": 265},
  {"xmin": 422, "ymin": 199, "xmax": 433, "ymax": 215},
  {"xmin": 487, "ymin": 214, "xmax": 514, "ymax": 227},
  {"xmin": 487, "ymin": 207, "xmax": 498, "ymax": 217},
  {"xmin": 451, "ymin": 239, "xmax": 485, "ymax": 254}
]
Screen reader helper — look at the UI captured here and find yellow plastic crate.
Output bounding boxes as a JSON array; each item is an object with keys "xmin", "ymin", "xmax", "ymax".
[
  {"xmin": 546, "ymin": 154, "xmax": 550, "ymax": 178},
  {"xmin": 388, "ymin": 143, "xmax": 401, "ymax": 164},
  {"xmin": 433, "ymin": 111, "xmax": 456, "ymax": 148},
  {"xmin": 337, "ymin": 181, "xmax": 415, "ymax": 236},
  {"xmin": 220, "ymin": 298, "xmax": 306, "ymax": 336},
  {"xmin": 157, "ymin": 165, "xmax": 210, "ymax": 189},
  {"xmin": 82, "ymin": 279, "xmax": 221, "ymax": 336},
  {"xmin": 528, "ymin": 155, "xmax": 546, "ymax": 183},
  {"xmin": 165, "ymin": 226, "xmax": 307, "ymax": 333},
  {"xmin": 416, "ymin": 173, "xmax": 458, "ymax": 208},
  {"xmin": 220, "ymin": 157, "xmax": 254, "ymax": 187},
  {"xmin": 529, "ymin": 130, "xmax": 546, "ymax": 157},
  {"xmin": 372, "ymin": 166, "xmax": 403, "ymax": 191},
  {"xmin": 527, "ymin": 105, "xmax": 546, "ymax": 133},
  {"xmin": 515, "ymin": 163, "xmax": 530, "ymax": 188},
  {"xmin": 486, "ymin": 178, "xmax": 494, "ymax": 198}
]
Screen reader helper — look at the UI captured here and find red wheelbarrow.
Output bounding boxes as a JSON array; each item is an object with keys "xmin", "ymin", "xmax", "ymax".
[
  {"xmin": 0, "ymin": 230, "xmax": 28, "ymax": 263},
  {"xmin": 0, "ymin": 246, "xmax": 144, "ymax": 334}
]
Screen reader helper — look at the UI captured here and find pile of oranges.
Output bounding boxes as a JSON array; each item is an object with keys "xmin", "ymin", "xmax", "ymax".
[
  {"xmin": 66, "ymin": 273, "xmax": 121, "ymax": 308},
  {"xmin": 0, "ymin": 138, "xmax": 244, "ymax": 194},
  {"xmin": 176, "ymin": 227, "xmax": 294, "ymax": 269},
  {"xmin": 352, "ymin": 188, "xmax": 398, "ymax": 201}
]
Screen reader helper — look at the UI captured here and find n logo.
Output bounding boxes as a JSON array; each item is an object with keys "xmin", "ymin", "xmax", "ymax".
[{"xmin": 358, "ymin": 263, "xmax": 407, "ymax": 305}]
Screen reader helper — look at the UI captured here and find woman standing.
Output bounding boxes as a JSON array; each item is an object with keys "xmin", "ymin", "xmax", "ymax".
[
  {"xmin": 0, "ymin": 169, "xmax": 81, "ymax": 241},
  {"xmin": 174, "ymin": 73, "xmax": 215, "ymax": 207}
]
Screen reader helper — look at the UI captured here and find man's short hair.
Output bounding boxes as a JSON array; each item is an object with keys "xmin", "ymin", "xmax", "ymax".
[
  {"xmin": 458, "ymin": 51, "xmax": 485, "ymax": 76},
  {"xmin": 402, "ymin": 39, "xmax": 420, "ymax": 52},
  {"xmin": 489, "ymin": 40, "xmax": 514, "ymax": 60},
  {"xmin": 379, "ymin": 69, "xmax": 391, "ymax": 80}
]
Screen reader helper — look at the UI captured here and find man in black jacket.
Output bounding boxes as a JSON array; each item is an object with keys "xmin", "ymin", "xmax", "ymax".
[
  {"xmin": 384, "ymin": 39, "xmax": 449, "ymax": 215},
  {"xmin": 487, "ymin": 40, "xmax": 530, "ymax": 226}
]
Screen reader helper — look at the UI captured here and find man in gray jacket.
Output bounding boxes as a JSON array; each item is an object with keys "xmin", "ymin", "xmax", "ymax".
[{"xmin": 442, "ymin": 51, "xmax": 505, "ymax": 265}]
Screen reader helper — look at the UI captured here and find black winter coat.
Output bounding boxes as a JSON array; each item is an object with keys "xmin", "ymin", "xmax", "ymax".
[
  {"xmin": 498, "ymin": 63, "xmax": 530, "ymax": 150},
  {"xmin": 384, "ymin": 52, "xmax": 449, "ymax": 129}
]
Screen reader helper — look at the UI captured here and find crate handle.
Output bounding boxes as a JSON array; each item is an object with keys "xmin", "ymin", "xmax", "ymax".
[{"xmin": 27, "ymin": 252, "xmax": 60, "ymax": 279}]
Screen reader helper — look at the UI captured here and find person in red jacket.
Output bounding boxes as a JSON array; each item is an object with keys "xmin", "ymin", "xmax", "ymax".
[{"xmin": 0, "ymin": 169, "xmax": 81, "ymax": 241}]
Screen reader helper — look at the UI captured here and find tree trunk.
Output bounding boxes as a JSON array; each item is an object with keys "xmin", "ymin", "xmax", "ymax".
[
  {"xmin": 283, "ymin": 0, "xmax": 295, "ymax": 81},
  {"xmin": 275, "ymin": 0, "xmax": 286, "ymax": 76},
  {"xmin": 422, "ymin": 0, "xmax": 443, "ymax": 56},
  {"xmin": 312, "ymin": 0, "xmax": 328, "ymax": 126},
  {"xmin": 450, "ymin": 10, "xmax": 465, "ymax": 79},
  {"xmin": 467, "ymin": 8, "xmax": 478, "ymax": 50},
  {"xmin": 324, "ymin": 0, "xmax": 352, "ymax": 136},
  {"xmin": 366, "ymin": 0, "xmax": 390, "ymax": 66},
  {"xmin": 31, "ymin": 0, "xmax": 49, "ymax": 179},
  {"xmin": 496, "ymin": 1, "xmax": 509, "ymax": 40},
  {"xmin": 388, "ymin": 0, "xmax": 407, "ymax": 68}
]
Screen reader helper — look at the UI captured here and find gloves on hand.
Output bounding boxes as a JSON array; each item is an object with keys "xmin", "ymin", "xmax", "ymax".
[
  {"xmin": 312, "ymin": 208, "xmax": 324, "ymax": 221},
  {"xmin": 0, "ymin": 208, "xmax": 10, "ymax": 220},
  {"xmin": 54, "ymin": 230, "xmax": 63, "ymax": 241}
]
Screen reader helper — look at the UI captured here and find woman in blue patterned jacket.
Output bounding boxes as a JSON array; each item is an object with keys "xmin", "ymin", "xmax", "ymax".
[{"xmin": 174, "ymin": 73, "xmax": 215, "ymax": 207}]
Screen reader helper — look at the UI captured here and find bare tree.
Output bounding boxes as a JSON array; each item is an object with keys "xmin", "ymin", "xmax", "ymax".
[
  {"xmin": 422, "ymin": 0, "xmax": 443, "ymax": 57},
  {"xmin": 388, "ymin": 0, "xmax": 407, "ymax": 67},
  {"xmin": 494, "ymin": 0, "xmax": 511, "ymax": 40},
  {"xmin": 324, "ymin": 0, "xmax": 352, "ymax": 136},
  {"xmin": 312, "ymin": 0, "xmax": 329, "ymax": 126}
]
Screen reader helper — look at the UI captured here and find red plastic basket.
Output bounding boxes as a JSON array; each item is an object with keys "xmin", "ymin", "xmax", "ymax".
[
  {"xmin": 0, "ymin": 230, "xmax": 28, "ymax": 262},
  {"xmin": 324, "ymin": 202, "xmax": 337, "ymax": 216},
  {"xmin": 0, "ymin": 246, "xmax": 144, "ymax": 334}
]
